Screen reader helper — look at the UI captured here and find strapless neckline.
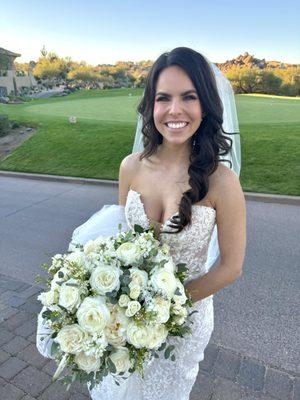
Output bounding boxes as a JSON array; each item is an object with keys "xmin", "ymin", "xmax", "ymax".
[{"xmin": 128, "ymin": 188, "xmax": 216, "ymax": 232}]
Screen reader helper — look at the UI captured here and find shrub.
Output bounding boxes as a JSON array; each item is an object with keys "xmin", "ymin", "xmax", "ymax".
[{"xmin": 0, "ymin": 114, "xmax": 10, "ymax": 137}]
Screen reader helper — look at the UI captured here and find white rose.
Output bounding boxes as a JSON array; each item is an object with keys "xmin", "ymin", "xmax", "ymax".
[
  {"xmin": 116, "ymin": 242, "xmax": 142, "ymax": 265},
  {"xmin": 148, "ymin": 296, "xmax": 170, "ymax": 324},
  {"xmin": 147, "ymin": 324, "xmax": 168, "ymax": 349},
  {"xmin": 77, "ymin": 296, "xmax": 110, "ymax": 334},
  {"xmin": 129, "ymin": 268, "xmax": 148, "ymax": 288},
  {"xmin": 126, "ymin": 322, "xmax": 149, "ymax": 348},
  {"xmin": 90, "ymin": 264, "xmax": 121, "ymax": 295},
  {"xmin": 173, "ymin": 279, "xmax": 187, "ymax": 305},
  {"xmin": 125, "ymin": 301, "xmax": 141, "ymax": 317},
  {"xmin": 58, "ymin": 279, "xmax": 81, "ymax": 311},
  {"xmin": 38, "ymin": 289, "xmax": 59, "ymax": 307},
  {"xmin": 118, "ymin": 294, "xmax": 130, "ymax": 307},
  {"xmin": 55, "ymin": 324, "xmax": 86, "ymax": 354},
  {"xmin": 129, "ymin": 283, "xmax": 141, "ymax": 300},
  {"xmin": 75, "ymin": 351, "xmax": 101, "ymax": 373},
  {"xmin": 150, "ymin": 269, "xmax": 177, "ymax": 299},
  {"xmin": 110, "ymin": 348, "xmax": 131, "ymax": 374}
]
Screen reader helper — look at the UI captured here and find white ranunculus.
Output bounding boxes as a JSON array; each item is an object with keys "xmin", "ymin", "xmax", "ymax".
[
  {"xmin": 129, "ymin": 283, "xmax": 141, "ymax": 300},
  {"xmin": 55, "ymin": 324, "xmax": 86, "ymax": 354},
  {"xmin": 76, "ymin": 296, "xmax": 110, "ymax": 334},
  {"xmin": 75, "ymin": 351, "xmax": 101, "ymax": 373},
  {"xmin": 126, "ymin": 322, "xmax": 149, "ymax": 348},
  {"xmin": 105, "ymin": 305, "xmax": 129, "ymax": 347},
  {"xmin": 150, "ymin": 269, "xmax": 177, "ymax": 299},
  {"xmin": 173, "ymin": 279, "xmax": 187, "ymax": 305},
  {"xmin": 147, "ymin": 324, "xmax": 168, "ymax": 349},
  {"xmin": 116, "ymin": 242, "xmax": 142, "ymax": 266},
  {"xmin": 148, "ymin": 296, "xmax": 171, "ymax": 324},
  {"xmin": 118, "ymin": 294, "xmax": 130, "ymax": 307},
  {"xmin": 129, "ymin": 268, "xmax": 148, "ymax": 288},
  {"xmin": 49, "ymin": 254, "xmax": 63, "ymax": 271},
  {"xmin": 58, "ymin": 279, "xmax": 81, "ymax": 311},
  {"xmin": 90, "ymin": 264, "xmax": 121, "ymax": 295},
  {"xmin": 125, "ymin": 301, "xmax": 141, "ymax": 317},
  {"xmin": 110, "ymin": 347, "xmax": 131, "ymax": 374},
  {"xmin": 172, "ymin": 303, "xmax": 188, "ymax": 325}
]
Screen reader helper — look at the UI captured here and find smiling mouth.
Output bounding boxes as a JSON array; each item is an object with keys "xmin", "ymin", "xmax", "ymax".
[{"xmin": 165, "ymin": 121, "xmax": 189, "ymax": 129}]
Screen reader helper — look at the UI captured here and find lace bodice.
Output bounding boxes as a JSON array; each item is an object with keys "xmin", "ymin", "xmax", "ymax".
[{"xmin": 125, "ymin": 189, "xmax": 216, "ymax": 282}]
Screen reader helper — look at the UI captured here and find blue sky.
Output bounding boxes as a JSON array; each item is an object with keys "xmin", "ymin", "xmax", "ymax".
[{"xmin": 1, "ymin": 0, "xmax": 299, "ymax": 65}]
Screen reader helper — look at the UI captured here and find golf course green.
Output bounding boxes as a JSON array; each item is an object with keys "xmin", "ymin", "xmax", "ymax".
[{"xmin": 0, "ymin": 88, "xmax": 299, "ymax": 195}]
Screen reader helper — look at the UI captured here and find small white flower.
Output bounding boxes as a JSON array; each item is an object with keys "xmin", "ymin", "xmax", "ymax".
[
  {"xmin": 173, "ymin": 279, "xmax": 187, "ymax": 305},
  {"xmin": 125, "ymin": 300, "xmax": 141, "ymax": 317},
  {"xmin": 129, "ymin": 283, "xmax": 141, "ymax": 300},
  {"xmin": 148, "ymin": 296, "xmax": 170, "ymax": 324},
  {"xmin": 37, "ymin": 289, "xmax": 59, "ymax": 307},
  {"xmin": 118, "ymin": 294, "xmax": 130, "ymax": 307}
]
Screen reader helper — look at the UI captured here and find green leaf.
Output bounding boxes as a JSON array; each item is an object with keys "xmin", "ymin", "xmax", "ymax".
[
  {"xmin": 50, "ymin": 341, "xmax": 60, "ymax": 356},
  {"xmin": 133, "ymin": 224, "xmax": 144, "ymax": 233},
  {"xmin": 164, "ymin": 345, "xmax": 175, "ymax": 359},
  {"xmin": 107, "ymin": 358, "xmax": 117, "ymax": 373}
]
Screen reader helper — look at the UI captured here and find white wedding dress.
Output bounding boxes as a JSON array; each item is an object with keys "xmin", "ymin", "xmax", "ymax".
[
  {"xmin": 89, "ymin": 189, "xmax": 216, "ymax": 400},
  {"xmin": 36, "ymin": 188, "xmax": 217, "ymax": 400}
]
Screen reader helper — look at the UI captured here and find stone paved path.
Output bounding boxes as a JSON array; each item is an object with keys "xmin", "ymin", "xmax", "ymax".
[{"xmin": 0, "ymin": 272, "xmax": 299, "ymax": 399}]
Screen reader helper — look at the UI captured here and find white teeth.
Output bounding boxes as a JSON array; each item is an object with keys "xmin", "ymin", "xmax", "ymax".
[{"xmin": 166, "ymin": 122, "xmax": 188, "ymax": 129}]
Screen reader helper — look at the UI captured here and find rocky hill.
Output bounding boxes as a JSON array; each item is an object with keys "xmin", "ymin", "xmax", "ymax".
[{"xmin": 215, "ymin": 52, "xmax": 298, "ymax": 72}]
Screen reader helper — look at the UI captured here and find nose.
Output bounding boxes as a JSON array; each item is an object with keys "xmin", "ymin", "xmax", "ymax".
[{"xmin": 169, "ymin": 98, "xmax": 182, "ymax": 116}]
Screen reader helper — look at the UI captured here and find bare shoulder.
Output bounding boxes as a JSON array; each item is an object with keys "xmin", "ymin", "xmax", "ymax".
[
  {"xmin": 209, "ymin": 163, "xmax": 244, "ymax": 208},
  {"xmin": 118, "ymin": 152, "xmax": 143, "ymax": 205}
]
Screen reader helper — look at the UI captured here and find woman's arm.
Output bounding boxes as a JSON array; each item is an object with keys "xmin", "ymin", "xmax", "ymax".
[{"xmin": 185, "ymin": 166, "xmax": 246, "ymax": 303}]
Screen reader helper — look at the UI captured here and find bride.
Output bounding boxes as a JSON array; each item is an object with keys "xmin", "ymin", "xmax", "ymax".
[{"xmin": 37, "ymin": 47, "xmax": 246, "ymax": 399}]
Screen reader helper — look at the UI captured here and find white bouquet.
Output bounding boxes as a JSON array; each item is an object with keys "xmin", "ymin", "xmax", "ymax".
[{"xmin": 36, "ymin": 222, "xmax": 195, "ymax": 391}]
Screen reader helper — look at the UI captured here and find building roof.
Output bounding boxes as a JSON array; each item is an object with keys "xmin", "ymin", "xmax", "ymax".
[{"xmin": 0, "ymin": 47, "xmax": 21, "ymax": 58}]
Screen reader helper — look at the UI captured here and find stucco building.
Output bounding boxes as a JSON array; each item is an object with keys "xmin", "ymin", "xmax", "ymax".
[{"xmin": 0, "ymin": 47, "xmax": 37, "ymax": 96}]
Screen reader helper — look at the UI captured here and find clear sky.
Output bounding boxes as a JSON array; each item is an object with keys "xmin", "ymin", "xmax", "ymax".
[{"xmin": 1, "ymin": 0, "xmax": 299, "ymax": 65}]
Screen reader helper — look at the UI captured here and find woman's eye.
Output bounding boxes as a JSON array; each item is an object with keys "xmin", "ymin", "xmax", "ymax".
[
  {"xmin": 156, "ymin": 95, "xmax": 197, "ymax": 102},
  {"xmin": 184, "ymin": 95, "xmax": 197, "ymax": 100}
]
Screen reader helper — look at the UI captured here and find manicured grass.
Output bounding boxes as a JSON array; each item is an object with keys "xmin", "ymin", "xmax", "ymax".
[{"xmin": 0, "ymin": 89, "xmax": 299, "ymax": 195}]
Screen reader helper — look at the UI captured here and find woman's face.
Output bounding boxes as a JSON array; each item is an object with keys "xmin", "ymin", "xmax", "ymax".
[{"xmin": 153, "ymin": 65, "xmax": 204, "ymax": 146}]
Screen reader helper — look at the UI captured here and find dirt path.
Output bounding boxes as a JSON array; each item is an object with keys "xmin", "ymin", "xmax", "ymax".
[{"xmin": 0, "ymin": 127, "xmax": 36, "ymax": 161}]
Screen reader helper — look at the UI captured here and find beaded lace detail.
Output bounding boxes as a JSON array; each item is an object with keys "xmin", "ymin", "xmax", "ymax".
[{"xmin": 90, "ymin": 189, "xmax": 216, "ymax": 400}]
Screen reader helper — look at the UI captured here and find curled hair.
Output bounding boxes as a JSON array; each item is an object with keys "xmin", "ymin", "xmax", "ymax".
[{"xmin": 137, "ymin": 47, "xmax": 235, "ymax": 234}]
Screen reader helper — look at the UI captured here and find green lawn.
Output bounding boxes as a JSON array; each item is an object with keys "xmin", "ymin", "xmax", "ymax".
[{"xmin": 0, "ymin": 88, "xmax": 299, "ymax": 196}]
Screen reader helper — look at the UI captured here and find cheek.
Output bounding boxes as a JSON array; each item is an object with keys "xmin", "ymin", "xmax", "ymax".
[{"xmin": 153, "ymin": 104, "xmax": 165, "ymax": 124}]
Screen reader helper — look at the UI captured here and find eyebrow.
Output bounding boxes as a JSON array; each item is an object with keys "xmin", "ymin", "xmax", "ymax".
[{"xmin": 155, "ymin": 90, "xmax": 197, "ymax": 97}]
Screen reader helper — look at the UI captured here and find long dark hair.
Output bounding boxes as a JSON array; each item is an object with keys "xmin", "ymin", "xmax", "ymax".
[{"xmin": 137, "ymin": 47, "xmax": 234, "ymax": 234}]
